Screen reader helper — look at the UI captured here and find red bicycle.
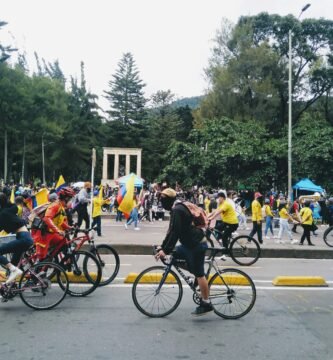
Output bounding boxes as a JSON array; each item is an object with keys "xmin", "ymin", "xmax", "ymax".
[{"xmin": 70, "ymin": 227, "xmax": 120, "ymax": 286}]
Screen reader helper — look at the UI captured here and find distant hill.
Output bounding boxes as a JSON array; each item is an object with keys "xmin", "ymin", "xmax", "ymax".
[{"xmin": 171, "ymin": 95, "xmax": 204, "ymax": 109}]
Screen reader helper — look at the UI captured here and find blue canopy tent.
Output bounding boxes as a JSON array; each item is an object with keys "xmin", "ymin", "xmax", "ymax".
[{"xmin": 293, "ymin": 178, "xmax": 324, "ymax": 198}]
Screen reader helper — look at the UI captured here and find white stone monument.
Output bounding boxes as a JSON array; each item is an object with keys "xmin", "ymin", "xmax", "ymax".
[{"xmin": 102, "ymin": 147, "xmax": 142, "ymax": 186}]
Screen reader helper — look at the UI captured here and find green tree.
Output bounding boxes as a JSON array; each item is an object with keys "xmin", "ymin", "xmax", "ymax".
[
  {"xmin": 0, "ymin": 21, "xmax": 16, "ymax": 63},
  {"xmin": 105, "ymin": 52, "xmax": 146, "ymax": 125}
]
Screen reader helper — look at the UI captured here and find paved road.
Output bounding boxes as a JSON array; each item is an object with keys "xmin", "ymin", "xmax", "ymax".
[{"xmin": 2, "ymin": 283, "xmax": 333, "ymax": 360}]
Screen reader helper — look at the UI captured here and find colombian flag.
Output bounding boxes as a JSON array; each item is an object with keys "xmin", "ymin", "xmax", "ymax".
[
  {"xmin": 55, "ymin": 175, "xmax": 66, "ymax": 193},
  {"xmin": 117, "ymin": 174, "xmax": 135, "ymax": 218},
  {"xmin": 24, "ymin": 188, "xmax": 49, "ymax": 210}
]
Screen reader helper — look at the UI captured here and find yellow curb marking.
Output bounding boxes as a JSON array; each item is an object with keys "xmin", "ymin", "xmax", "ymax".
[
  {"xmin": 124, "ymin": 272, "xmax": 250, "ymax": 285},
  {"xmin": 272, "ymin": 276, "xmax": 328, "ymax": 287}
]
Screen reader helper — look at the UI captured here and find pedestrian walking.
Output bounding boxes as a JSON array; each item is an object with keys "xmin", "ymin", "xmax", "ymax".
[
  {"xmin": 276, "ymin": 201, "xmax": 297, "ymax": 244},
  {"xmin": 249, "ymin": 192, "xmax": 263, "ymax": 244},
  {"xmin": 263, "ymin": 198, "xmax": 274, "ymax": 239},
  {"xmin": 299, "ymin": 201, "xmax": 315, "ymax": 246}
]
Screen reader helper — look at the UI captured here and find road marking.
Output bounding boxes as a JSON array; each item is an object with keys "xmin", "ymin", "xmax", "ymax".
[{"xmin": 100, "ymin": 284, "xmax": 333, "ymax": 291}]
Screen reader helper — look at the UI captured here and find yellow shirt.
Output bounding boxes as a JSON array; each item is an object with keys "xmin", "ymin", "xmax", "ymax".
[
  {"xmin": 204, "ymin": 198, "xmax": 211, "ymax": 213},
  {"xmin": 93, "ymin": 197, "xmax": 110, "ymax": 218},
  {"xmin": 279, "ymin": 207, "xmax": 289, "ymax": 219},
  {"xmin": 221, "ymin": 201, "xmax": 238, "ymax": 224},
  {"xmin": 251, "ymin": 199, "xmax": 262, "ymax": 221},
  {"xmin": 300, "ymin": 207, "xmax": 313, "ymax": 225},
  {"xmin": 264, "ymin": 204, "xmax": 273, "ymax": 217}
]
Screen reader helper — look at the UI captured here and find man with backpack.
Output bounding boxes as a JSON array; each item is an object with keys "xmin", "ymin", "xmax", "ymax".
[{"xmin": 155, "ymin": 188, "xmax": 213, "ymax": 316}]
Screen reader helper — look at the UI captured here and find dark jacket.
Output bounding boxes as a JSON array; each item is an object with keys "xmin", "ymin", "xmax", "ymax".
[
  {"xmin": 161, "ymin": 203, "xmax": 204, "ymax": 254},
  {"xmin": 0, "ymin": 204, "xmax": 26, "ymax": 233}
]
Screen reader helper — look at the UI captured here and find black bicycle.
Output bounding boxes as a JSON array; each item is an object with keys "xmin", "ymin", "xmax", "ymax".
[
  {"xmin": 132, "ymin": 246, "xmax": 256, "ymax": 318},
  {"xmin": 205, "ymin": 226, "xmax": 261, "ymax": 266},
  {"xmin": 323, "ymin": 225, "xmax": 333, "ymax": 247}
]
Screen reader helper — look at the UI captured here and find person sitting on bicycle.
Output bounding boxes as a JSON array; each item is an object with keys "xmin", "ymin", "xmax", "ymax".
[
  {"xmin": 207, "ymin": 191, "xmax": 239, "ymax": 250},
  {"xmin": 33, "ymin": 187, "xmax": 75, "ymax": 260},
  {"xmin": 0, "ymin": 192, "xmax": 33, "ymax": 283},
  {"xmin": 155, "ymin": 188, "xmax": 213, "ymax": 316}
]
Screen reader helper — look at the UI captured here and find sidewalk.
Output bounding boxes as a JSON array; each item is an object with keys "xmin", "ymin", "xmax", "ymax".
[{"xmin": 97, "ymin": 218, "xmax": 333, "ymax": 259}]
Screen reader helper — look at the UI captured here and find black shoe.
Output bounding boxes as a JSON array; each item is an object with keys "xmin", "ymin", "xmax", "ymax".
[
  {"xmin": 259, "ymin": 240, "xmax": 263, "ymax": 244},
  {"xmin": 299, "ymin": 243, "xmax": 304, "ymax": 245},
  {"xmin": 308, "ymin": 243, "xmax": 315, "ymax": 246},
  {"xmin": 191, "ymin": 301, "xmax": 213, "ymax": 316}
]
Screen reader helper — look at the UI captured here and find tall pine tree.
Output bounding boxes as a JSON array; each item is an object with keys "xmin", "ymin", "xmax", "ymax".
[{"xmin": 105, "ymin": 52, "xmax": 146, "ymax": 125}]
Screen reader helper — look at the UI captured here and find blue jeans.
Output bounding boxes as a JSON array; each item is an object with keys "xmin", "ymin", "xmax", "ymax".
[
  {"xmin": 265, "ymin": 216, "xmax": 274, "ymax": 236},
  {"xmin": 127, "ymin": 208, "xmax": 138, "ymax": 228},
  {"xmin": 92, "ymin": 216, "xmax": 102, "ymax": 236},
  {"xmin": 0, "ymin": 231, "xmax": 33, "ymax": 266}
]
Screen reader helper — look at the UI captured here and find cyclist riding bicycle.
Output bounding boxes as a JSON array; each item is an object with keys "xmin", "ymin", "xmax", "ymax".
[
  {"xmin": 207, "ymin": 191, "xmax": 239, "ymax": 250},
  {"xmin": 155, "ymin": 188, "xmax": 213, "ymax": 316},
  {"xmin": 33, "ymin": 187, "xmax": 75, "ymax": 260},
  {"xmin": 0, "ymin": 192, "xmax": 33, "ymax": 283}
]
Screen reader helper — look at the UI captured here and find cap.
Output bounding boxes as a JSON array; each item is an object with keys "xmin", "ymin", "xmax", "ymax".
[
  {"xmin": 161, "ymin": 188, "xmax": 177, "ymax": 198},
  {"xmin": 254, "ymin": 192, "xmax": 262, "ymax": 199}
]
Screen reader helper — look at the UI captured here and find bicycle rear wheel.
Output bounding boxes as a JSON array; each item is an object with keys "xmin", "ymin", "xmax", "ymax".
[
  {"xmin": 132, "ymin": 266, "xmax": 183, "ymax": 318},
  {"xmin": 91, "ymin": 244, "xmax": 120, "ymax": 286},
  {"xmin": 209, "ymin": 268, "xmax": 256, "ymax": 319},
  {"xmin": 229, "ymin": 235, "xmax": 261, "ymax": 266},
  {"xmin": 19, "ymin": 262, "xmax": 68, "ymax": 310},
  {"xmin": 323, "ymin": 226, "xmax": 333, "ymax": 247},
  {"xmin": 59, "ymin": 250, "xmax": 102, "ymax": 297}
]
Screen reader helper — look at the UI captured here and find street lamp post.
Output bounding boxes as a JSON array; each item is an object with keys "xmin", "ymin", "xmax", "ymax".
[{"xmin": 288, "ymin": 3, "xmax": 311, "ymax": 201}]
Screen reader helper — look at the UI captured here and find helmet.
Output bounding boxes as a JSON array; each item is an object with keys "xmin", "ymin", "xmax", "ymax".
[
  {"xmin": 264, "ymin": 198, "xmax": 270, "ymax": 204},
  {"xmin": 93, "ymin": 190, "xmax": 99, "ymax": 196},
  {"xmin": 328, "ymin": 197, "xmax": 333, "ymax": 205},
  {"xmin": 58, "ymin": 187, "xmax": 75, "ymax": 199}
]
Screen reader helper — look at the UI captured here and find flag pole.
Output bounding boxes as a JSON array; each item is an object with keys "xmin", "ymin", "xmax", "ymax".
[{"xmin": 90, "ymin": 148, "xmax": 96, "ymax": 228}]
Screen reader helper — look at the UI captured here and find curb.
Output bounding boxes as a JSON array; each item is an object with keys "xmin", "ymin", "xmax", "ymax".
[
  {"xmin": 125, "ymin": 272, "xmax": 328, "ymax": 287},
  {"xmin": 108, "ymin": 244, "xmax": 333, "ymax": 259},
  {"xmin": 272, "ymin": 276, "xmax": 328, "ymax": 287}
]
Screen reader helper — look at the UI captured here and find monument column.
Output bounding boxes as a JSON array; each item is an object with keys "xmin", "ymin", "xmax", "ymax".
[
  {"xmin": 103, "ymin": 152, "xmax": 108, "ymax": 180},
  {"xmin": 137, "ymin": 151, "xmax": 142, "ymax": 177},
  {"xmin": 114, "ymin": 153, "xmax": 119, "ymax": 180},
  {"xmin": 126, "ymin": 154, "xmax": 130, "ymax": 175}
]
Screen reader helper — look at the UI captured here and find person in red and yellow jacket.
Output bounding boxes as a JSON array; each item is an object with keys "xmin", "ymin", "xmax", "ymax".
[
  {"xmin": 249, "ymin": 192, "xmax": 263, "ymax": 244},
  {"xmin": 33, "ymin": 187, "xmax": 75, "ymax": 259}
]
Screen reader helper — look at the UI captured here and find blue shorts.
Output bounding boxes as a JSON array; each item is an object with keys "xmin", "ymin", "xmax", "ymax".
[{"xmin": 175, "ymin": 242, "xmax": 208, "ymax": 278}]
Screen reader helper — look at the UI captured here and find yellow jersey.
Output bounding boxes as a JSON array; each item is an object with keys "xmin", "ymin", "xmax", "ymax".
[
  {"xmin": 221, "ymin": 201, "xmax": 238, "ymax": 224},
  {"xmin": 300, "ymin": 207, "xmax": 313, "ymax": 225}
]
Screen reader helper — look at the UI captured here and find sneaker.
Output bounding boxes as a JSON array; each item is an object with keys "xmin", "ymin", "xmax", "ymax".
[
  {"xmin": 265, "ymin": 236, "xmax": 270, "ymax": 240},
  {"xmin": 124, "ymin": 223, "xmax": 128, "ymax": 230},
  {"xmin": 273, "ymin": 235, "xmax": 278, "ymax": 239},
  {"xmin": 191, "ymin": 301, "xmax": 213, "ymax": 316},
  {"xmin": 219, "ymin": 255, "xmax": 227, "ymax": 261},
  {"xmin": 291, "ymin": 239, "xmax": 299, "ymax": 245},
  {"xmin": 134, "ymin": 227, "xmax": 140, "ymax": 231},
  {"xmin": 6, "ymin": 267, "xmax": 23, "ymax": 284},
  {"xmin": 232, "ymin": 232, "xmax": 239, "ymax": 236}
]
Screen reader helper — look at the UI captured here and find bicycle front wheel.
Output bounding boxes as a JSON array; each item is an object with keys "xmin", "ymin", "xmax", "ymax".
[
  {"xmin": 19, "ymin": 262, "xmax": 68, "ymax": 310},
  {"xmin": 60, "ymin": 250, "xmax": 102, "ymax": 297},
  {"xmin": 209, "ymin": 268, "xmax": 256, "ymax": 319},
  {"xmin": 132, "ymin": 266, "xmax": 183, "ymax": 318},
  {"xmin": 229, "ymin": 235, "xmax": 261, "ymax": 266},
  {"xmin": 323, "ymin": 226, "xmax": 333, "ymax": 247},
  {"xmin": 91, "ymin": 244, "xmax": 120, "ymax": 286}
]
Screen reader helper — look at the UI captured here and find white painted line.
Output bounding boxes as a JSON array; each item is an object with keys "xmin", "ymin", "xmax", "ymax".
[{"xmin": 100, "ymin": 284, "xmax": 333, "ymax": 291}]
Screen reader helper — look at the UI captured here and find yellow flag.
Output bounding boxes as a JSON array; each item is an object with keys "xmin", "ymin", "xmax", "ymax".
[
  {"xmin": 55, "ymin": 175, "xmax": 66, "ymax": 192},
  {"xmin": 35, "ymin": 188, "xmax": 49, "ymax": 207},
  {"xmin": 118, "ymin": 175, "xmax": 135, "ymax": 216},
  {"xmin": 10, "ymin": 188, "xmax": 15, "ymax": 203}
]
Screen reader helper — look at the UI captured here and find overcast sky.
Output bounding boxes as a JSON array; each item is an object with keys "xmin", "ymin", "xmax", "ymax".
[{"xmin": 2, "ymin": 0, "xmax": 332, "ymax": 110}]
